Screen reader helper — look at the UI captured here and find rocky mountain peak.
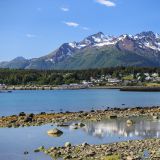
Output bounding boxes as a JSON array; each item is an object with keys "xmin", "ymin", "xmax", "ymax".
[
  {"xmin": 12, "ymin": 56, "xmax": 27, "ymax": 61},
  {"xmin": 1, "ymin": 31, "xmax": 160, "ymax": 70},
  {"xmin": 91, "ymin": 32, "xmax": 105, "ymax": 38},
  {"xmin": 81, "ymin": 32, "xmax": 105, "ymax": 44},
  {"xmin": 118, "ymin": 34, "xmax": 133, "ymax": 41},
  {"xmin": 137, "ymin": 31, "xmax": 156, "ymax": 38}
]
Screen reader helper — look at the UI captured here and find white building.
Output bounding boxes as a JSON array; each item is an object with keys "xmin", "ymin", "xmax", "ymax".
[
  {"xmin": 108, "ymin": 78, "xmax": 121, "ymax": 83},
  {"xmin": 152, "ymin": 73, "xmax": 159, "ymax": 78}
]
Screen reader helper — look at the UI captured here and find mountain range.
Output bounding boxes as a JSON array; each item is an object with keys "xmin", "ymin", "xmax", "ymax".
[{"xmin": 1, "ymin": 31, "xmax": 160, "ymax": 70}]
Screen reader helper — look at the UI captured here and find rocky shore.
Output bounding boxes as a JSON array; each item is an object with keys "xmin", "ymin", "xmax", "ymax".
[
  {"xmin": 4, "ymin": 85, "xmax": 88, "ymax": 90},
  {"xmin": 3, "ymin": 85, "xmax": 160, "ymax": 91},
  {"xmin": 0, "ymin": 106, "xmax": 160, "ymax": 128},
  {"xmin": 38, "ymin": 138, "xmax": 160, "ymax": 160},
  {"xmin": 1, "ymin": 106, "xmax": 160, "ymax": 160}
]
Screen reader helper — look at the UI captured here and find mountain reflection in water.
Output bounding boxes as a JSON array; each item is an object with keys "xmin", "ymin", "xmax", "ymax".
[{"xmin": 82, "ymin": 118, "xmax": 160, "ymax": 139}]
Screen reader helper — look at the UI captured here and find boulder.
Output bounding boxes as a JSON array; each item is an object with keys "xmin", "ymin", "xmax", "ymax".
[
  {"xmin": 78, "ymin": 122, "xmax": 85, "ymax": 127},
  {"xmin": 86, "ymin": 151, "xmax": 96, "ymax": 156},
  {"xmin": 127, "ymin": 156, "xmax": 134, "ymax": 160},
  {"xmin": 47, "ymin": 128, "xmax": 63, "ymax": 137},
  {"xmin": 40, "ymin": 112, "xmax": 46, "ymax": 115},
  {"xmin": 72, "ymin": 126, "xmax": 78, "ymax": 129},
  {"xmin": 34, "ymin": 149, "xmax": 40, "ymax": 153},
  {"xmin": 126, "ymin": 119, "xmax": 134, "ymax": 125},
  {"xmin": 19, "ymin": 112, "xmax": 26, "ymax": 116},
  {"xmin": 109, "ymin": 115, "xmax": 117, "ymax": 119},
  {"xmin": 70, "ymin": 122, "xmax": 85, "ymax": 129},
  {"xmin": 28, "ymin": 113, "xmax": 34, "ymax": 118},
  {"xmin": 65, "ymin": 142, "xmax": 71, "ymax": 147},
  {"xmin": 153, "ymin": 116, "xmax": 159, "ymax": 119},
  {"xmin": 56, "ymin": 123, "xmax": 69, "ymax": 127},
  {"xmin": 82, "ymin": 142, "xmax": 89, "ymax": 147},
  {"xmin": 24, "ymin": 151, "xmax": 29, "ymax": 155},
  {"xmin": 24, "ymin": 116, "xmax": 33, "ymax": 122},
  {"xmin": 38, "ymin": 146, "xmax": 45, "ymax": 151},
  {"xmin": 64, "ymin": 155, "xmax": 72, "ymax": 159}
]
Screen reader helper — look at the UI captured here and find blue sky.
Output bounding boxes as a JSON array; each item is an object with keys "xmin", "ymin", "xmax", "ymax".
[{"xmin": 0, "ymin": 0, "xmax": 160, "ymax": 61}]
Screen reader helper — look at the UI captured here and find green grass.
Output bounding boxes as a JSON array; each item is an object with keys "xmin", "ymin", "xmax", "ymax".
[
  {"xmin": 144, "ymin": 82, "xmax": 160, "ymax": 87},
  {"xmin": 102, "ymin": 154, "xmax": 121, "ymax": 160},
  {"xmin": 122, "ymin": 75, "xmax": 134, "ymax": 80}
]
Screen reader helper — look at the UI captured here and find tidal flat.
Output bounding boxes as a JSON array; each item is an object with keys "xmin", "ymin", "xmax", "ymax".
[{"xmin": 0, "ymin": 106, "xmax": 160, "ymax": 159}]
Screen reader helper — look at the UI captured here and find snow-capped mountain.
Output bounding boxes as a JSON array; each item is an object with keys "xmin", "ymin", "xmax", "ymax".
[
  {"xmin": 44, "ymin": 31, "xmax": 160, "ymax": 63},
  {"xmin": 134, "ymin": 31, "xmax": 160, "ymax": 51},
  {"xmin": 43, "ymin": 32, "xmax": 116, "ymax": 63},
  {"xmin": 1, "ymin": 31, "xmax": 160, "ymax": 70}
]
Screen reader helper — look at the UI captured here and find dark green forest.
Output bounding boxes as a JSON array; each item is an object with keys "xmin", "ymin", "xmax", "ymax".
[{"xmin": 0, "ymin": 67, "xmax": 160, "ymax": 85}]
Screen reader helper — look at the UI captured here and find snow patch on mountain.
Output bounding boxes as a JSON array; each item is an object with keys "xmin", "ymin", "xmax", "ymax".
[
  {"xmin": 69, "ymin": 42, "xmax": 77, "ymax": 48},
  {"xmin": 144, "ymin": 42, "xmax": 160, "ymax": 51},
  {"xmin": 45, "ymin": 31, "xmax": 160, "ymax": 64}
]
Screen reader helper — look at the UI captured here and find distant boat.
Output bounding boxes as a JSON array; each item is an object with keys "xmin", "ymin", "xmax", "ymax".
[{"xmin": 0, "ymin": 90, "xmax": 12, "ymax": 93}]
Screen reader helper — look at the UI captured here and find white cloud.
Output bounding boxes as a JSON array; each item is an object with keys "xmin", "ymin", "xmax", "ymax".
[
  {"xmin": 61, "ymin": 7, "xmax": 69, "ymax": 12},
  {"xmin": 64, "ymin": 21, "xmax": 79, "ymax": 27},
  {"xmin": 26, "ymin": 34, "xmax": 36, "ymax": 38},
  {"xmin": 96, "ymin": 0, "xmax": 116, "ymax": 7},
  {"xmin": 82, "ymin": 27, "xmax": 89, "ymax": 30}
]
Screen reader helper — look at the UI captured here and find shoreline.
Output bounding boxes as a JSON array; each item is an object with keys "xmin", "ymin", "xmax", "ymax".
[
  {"xmin": 1, "ymin": 85, "xmax": 160, "ymax": 91},
  {"xmin": 0, "ymin": 106, "xmax": 160, "ymax": 128},
  {"xmin": 40, "ymin": 138, "xmax": 160, "ymax": 160},
  {"xmin": 120, "ymin": 86, "xmax": 160, "ymax": 92},
  {"xmin": 1, "ymin": 85, "xmax": 122, "ymax": 90}
]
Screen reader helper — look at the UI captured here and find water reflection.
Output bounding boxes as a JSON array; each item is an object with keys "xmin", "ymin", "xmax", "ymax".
[
  {"xmin": 1, "ymin": 118, "xmax": 160, "ymax": 160},
  {"xmin": 82, "ymin": 118, "xmax": 160, "ymax": 139}
]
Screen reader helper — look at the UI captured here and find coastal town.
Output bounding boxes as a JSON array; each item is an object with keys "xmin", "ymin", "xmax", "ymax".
[
  {"xmin": 90, "ymin": 72, "xmax": 160, "ymax": 86},
  {"xmin": 0, "ymin": 71, "xmax": 160, "ymax": 91}
]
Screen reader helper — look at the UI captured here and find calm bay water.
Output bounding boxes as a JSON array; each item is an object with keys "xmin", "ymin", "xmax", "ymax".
[
  {"xmin": 1, "ymin": 89, "xmax": 160, "ymax": 160},
  {"xmin": 0, "ymin": 89, "xmax": 160, "ymax": 116}
]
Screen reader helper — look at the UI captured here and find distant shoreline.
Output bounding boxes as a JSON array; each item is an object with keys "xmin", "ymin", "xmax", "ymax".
[
  {"xmin": 120, "ymin": 86, "xmax": 160, "ymax": 92},
  {"xmin": 2, "ymin": 85, "xmax": 160, "ymax": 92}
]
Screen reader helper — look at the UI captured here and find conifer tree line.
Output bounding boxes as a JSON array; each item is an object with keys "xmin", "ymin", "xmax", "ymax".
[{"xmin": 0, "ymin": 67, "xmax": 159, "ymax": 85}]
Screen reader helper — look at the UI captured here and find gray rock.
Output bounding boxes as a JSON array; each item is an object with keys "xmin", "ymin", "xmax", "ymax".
[
  {"xmin": 82, "ymin": 142, "xmax": 89, "ymax": 147},
  {"xmin": 153, "ymin": 116, "xmax": 159, "ymax": 119},
  {"xmin": 64, "ymin": 155, "xmax": 72, "ymax": 159},
  {"xmin": 24, "ymin": 151, "xmax": 29, "ymax": 155},
  {"xmin": 56, "ymin": 123, "xmax": 69, "ymax": 127},
  {"xmin": 126, "ymin": 119, "xmax": 134, "ymax": 125},
  {"xmin": 34, "ymin": 149, "xmax": 40, "ymax": 153},
  {"xmin": 109, "ymin": 115, "xmax": 117, "ymax": 119},
  {"xmin": 38, "ymin": 146, "xmax": 45, "ymax": 151},
  {"xmin": 24, "ymin": 116, "xmax": 32, "ymax": 122},
  {"xmin": 78, "ymin": 122, "xmax": 85, "ymax": 127},
  {"xmin": 47, "ymin": 128, "xmax": 63, "ymax": 135},
  {"xmin": 19, "ymin": 112, "xmax": 26, "ymax": 116},
  {"xmin": 65, "ymin": 142, "xmax": 71, "ymax": 147},
  {"xmin": 86, "ymin": 151, "xmax": 96, "ymax": 156}
]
